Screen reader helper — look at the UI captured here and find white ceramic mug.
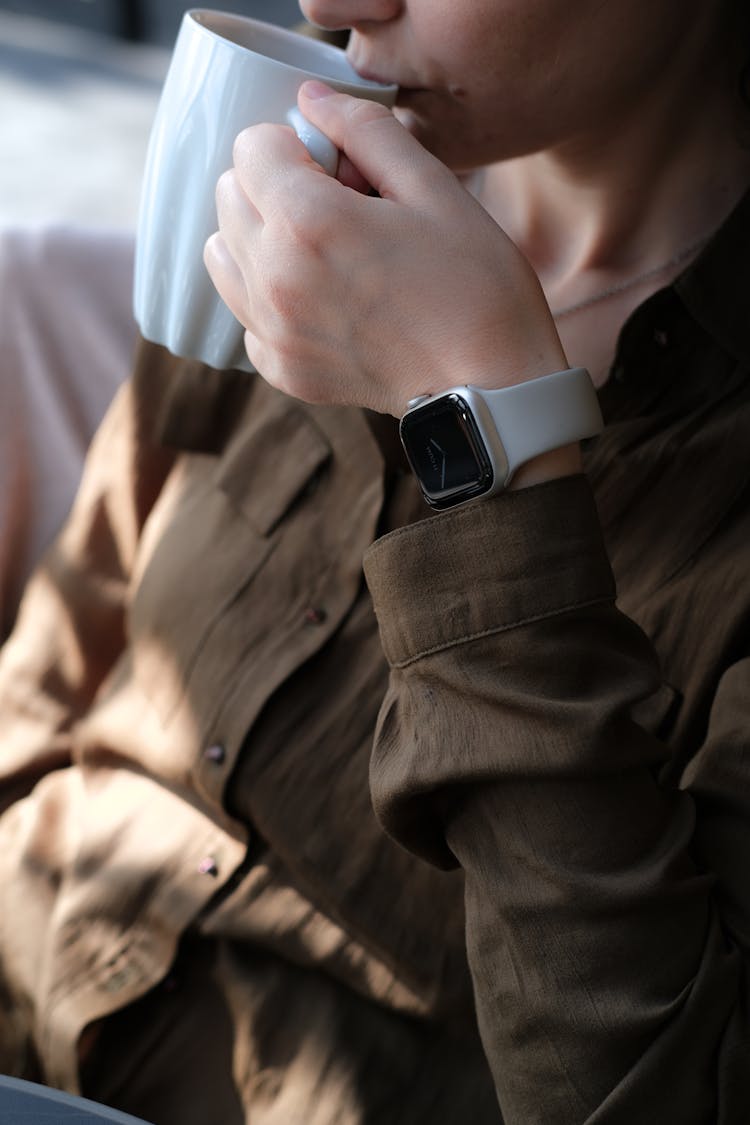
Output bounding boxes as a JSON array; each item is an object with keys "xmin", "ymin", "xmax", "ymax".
[{"xmin": 133, "ymin": 9, "xmax": 397, "ymax": 372}]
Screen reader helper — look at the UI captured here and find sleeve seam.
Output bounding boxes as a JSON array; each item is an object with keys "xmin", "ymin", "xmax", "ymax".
[{"xmin": 387, "ymin": 593, "xmax": 614, "ymax": 668}]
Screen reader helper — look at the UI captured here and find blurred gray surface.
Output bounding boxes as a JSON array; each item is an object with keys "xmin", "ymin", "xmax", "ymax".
[
  {"xmin": 0, "ymin": 2, "xmax": 303, "ymax": 44},
  {"xmin": 139, "ymin": 2, "xmax": 305, "ymax": 46},
  {"xmin": 0, "ymin": 3, "xmax": 304, "ymax": 229}
]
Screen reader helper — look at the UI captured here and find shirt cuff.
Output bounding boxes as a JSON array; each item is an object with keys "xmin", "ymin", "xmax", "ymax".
[{"xmin": 364, "ymin": 474, "xmax": 615, "ymax": 668}]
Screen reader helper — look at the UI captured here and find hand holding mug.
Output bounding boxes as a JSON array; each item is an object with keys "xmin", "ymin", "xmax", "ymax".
[
  {"xmin": 205, "ymin": 83, "xmax": 568, "ymax": 418},
  {"xmin": 134, "ymin": 11, "xmax": 396, "ymax": 372}
]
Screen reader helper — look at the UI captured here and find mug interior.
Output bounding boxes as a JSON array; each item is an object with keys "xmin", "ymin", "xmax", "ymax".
[{"xmin": 189, "ymin": 9, "xmax": 389, "ymax": 90}]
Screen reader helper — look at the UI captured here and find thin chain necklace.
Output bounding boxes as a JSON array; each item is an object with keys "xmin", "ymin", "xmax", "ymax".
[{"xmin": 550, "ymin": 232, "xmax": 712, "ymax": 319}]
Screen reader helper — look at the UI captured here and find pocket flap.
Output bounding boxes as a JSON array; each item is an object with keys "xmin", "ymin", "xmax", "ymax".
[{"xmin": 215, "ymin": 396, "xmax": 332, "ymax": 536}]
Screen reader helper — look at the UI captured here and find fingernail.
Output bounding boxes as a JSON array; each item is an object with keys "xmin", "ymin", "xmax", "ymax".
[{"xmin": 301, "ymin": 80, "xmax": 335, "ymax": 100}]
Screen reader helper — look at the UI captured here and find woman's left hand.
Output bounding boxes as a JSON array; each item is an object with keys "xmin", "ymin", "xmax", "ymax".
[{"xmin": 205, "ymin": 81, "xmax": 567, "ymax": 418}]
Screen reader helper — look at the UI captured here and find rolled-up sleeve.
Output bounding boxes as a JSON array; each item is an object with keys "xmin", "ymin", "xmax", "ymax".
[{"xmin": 364, "ymin": 474, "xmax": 749, "ymax": 1124}]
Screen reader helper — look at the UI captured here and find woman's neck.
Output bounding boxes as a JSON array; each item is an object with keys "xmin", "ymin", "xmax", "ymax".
[
  {"xmin": 479, "ymin": 36, "xmax": 750, "ymax": 319},
  {"xmin": 474, "ymin": 34, "xmax": 750, "ymax": 387}
]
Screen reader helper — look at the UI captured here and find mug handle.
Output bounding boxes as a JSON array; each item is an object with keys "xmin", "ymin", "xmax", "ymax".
[{"xmin": 286, "ymin": 106, "xmax": 338, "ymax": 176}]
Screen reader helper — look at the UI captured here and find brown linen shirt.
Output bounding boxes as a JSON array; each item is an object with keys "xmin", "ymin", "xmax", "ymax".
[{"xmin": 0, "ymin": 189, "xmax": 749, "ymax": 1123}]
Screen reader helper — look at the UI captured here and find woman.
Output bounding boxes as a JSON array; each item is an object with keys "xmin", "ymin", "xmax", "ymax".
[
  {"xmin": 1, "ymin": 1, "xmax": 748, "ymax": 1121},
  {"xmin": 204, "ymin": 0, "xmax": 750, "ymax": 1120},
  {"xmin": 207, "ymin": 0, "xmax": 750, "ymax": 413}
]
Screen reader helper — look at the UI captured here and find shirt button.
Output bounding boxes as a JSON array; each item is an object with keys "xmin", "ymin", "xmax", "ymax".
[
  {"xmin": 204, "ymin": 742, "xmax": 226, "ymax": 765},
  {"xmin": 197, "ymin": 856, "xmax": 219, "ymax": 877},
  {"xmin": 653, "ymin": 328, "xmax": 669, "ymax": 347},
  {"xmin": 304, "ymin": 607, "xmax": 327, "ymax": 625}
]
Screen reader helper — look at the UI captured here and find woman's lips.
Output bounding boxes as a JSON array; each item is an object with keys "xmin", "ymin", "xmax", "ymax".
[
  {"xmin": 348, "ymin": 56, "xmax": 425, "ymax": 95},
  {"xmin": 356, "ymin": 68, "xmax": 401, "ymax": 89},
  {"xmin": 358, "ymin": 72, "xmax": 427, "ymax": 101}
]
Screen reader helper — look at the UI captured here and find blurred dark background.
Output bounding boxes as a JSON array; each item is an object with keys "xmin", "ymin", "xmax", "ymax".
[{"xmin": 0, "ymin": 1, "xmax": 303, "ymax": 45}]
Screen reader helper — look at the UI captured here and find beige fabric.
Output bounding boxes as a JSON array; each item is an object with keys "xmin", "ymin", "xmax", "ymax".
[
  {"xmin": 0, "ymin": 225, "xmax": 135, "ymax": 637},
  {"xmin": 0, "ymin": 344, "xmax": 493, "ymax": 1119}
]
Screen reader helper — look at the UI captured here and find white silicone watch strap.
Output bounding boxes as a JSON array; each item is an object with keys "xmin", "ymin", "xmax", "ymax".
[{"xmin": 480, "ymin": 367, "xmax": 602, "ymax": 474}]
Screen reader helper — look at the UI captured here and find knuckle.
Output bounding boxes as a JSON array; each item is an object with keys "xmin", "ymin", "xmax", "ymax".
[
  {"xmin": 286, "ymin": 207, "xmax": 327, "ymax": 252},
  {"xmin": 279, "ymin": 370, "xmax": 322, "ymax": 405},
  {"xmin": 233, "ymin": 122, "xmax": 287, "ymax": 167},
  {"xmin": 258, "ymin": 348, "xmax": 303, "ymax": 399},
  {"xmin": 232, "ymin": 123, "xmax": 264, "ymax": 165},
  {"xmin": 231, "ymin": 127, "xmax": 252, "ymax": 167},
  {"xmin": 348, "ymin": 99, "xmax": 391, "ymax": 128},
  {"xmin": 232, "ymin": 124, "xmax": 266, "ymax": 172},
  {"xmin": 271, "ymin": 193, "xmax": 330, "ymax": 255},
  {"xmin": 263, "ymin": 263, "xmax": 300, "ymax": 321},
  {"xmin": 214, "ymin": 168, "xmax": 236, "ymax": 207},
  {"xmin": 203, "ymin": 231, "xmax": 220, "ymax": 268}
]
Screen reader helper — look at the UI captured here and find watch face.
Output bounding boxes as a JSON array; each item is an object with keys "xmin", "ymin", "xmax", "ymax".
[{"xmin": 399, "ymin": 394, "xmax": 494, "ymax": 509}]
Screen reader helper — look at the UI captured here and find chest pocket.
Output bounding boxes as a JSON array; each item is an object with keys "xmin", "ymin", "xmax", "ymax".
[{"xmin": 129, "ymin": 393, "xmax": 333, "ymax": 725}]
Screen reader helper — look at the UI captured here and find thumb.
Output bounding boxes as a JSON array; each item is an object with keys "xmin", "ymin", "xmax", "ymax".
[{"xmin": 298, "ymin": 81, "xmax": 449, "ymax": 203}]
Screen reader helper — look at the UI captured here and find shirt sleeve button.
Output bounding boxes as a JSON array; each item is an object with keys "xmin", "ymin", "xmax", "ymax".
[
  {"xmin": 304, "ymin": 607, "xmax": 327, "ymax": 625},
  {"xmin": 197, "ymin": 856, "xmax": 219, "ymax": 877}
]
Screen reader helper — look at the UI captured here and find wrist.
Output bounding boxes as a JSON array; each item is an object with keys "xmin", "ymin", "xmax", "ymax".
[
  {"xmin": 508, "ymin": 442, "xmax": 583, "ymax": 490},
  {"xmin": 399, "ymin": 368, "xmax": 601, "ymax": 510},
  {"xmin": 462, "ymin": 344, "xmax": 570, "ymax": 398}
]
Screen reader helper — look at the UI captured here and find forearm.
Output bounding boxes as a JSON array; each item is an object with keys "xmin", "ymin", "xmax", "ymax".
[
  {"xmin": 365, "ymin": 475, "xmax": 749, "ymax": 1122},
  {"xmin": 438, "ymin": 619, "xmax": 737, "ymax": 1122}
]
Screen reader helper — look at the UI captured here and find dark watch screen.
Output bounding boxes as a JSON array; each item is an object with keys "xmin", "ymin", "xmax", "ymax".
[{"xmin": 399, "ymin": 394, "xmax": 494, "ymax": 509}]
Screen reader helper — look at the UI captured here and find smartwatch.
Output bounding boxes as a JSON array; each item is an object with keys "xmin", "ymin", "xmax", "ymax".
[{"xmin": 399, "ymin": 367, "xmax": 603, "ymax": 510}]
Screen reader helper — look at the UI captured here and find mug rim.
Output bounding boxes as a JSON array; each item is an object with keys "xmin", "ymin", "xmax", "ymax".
[{"xmin": 186, "ymin": 8, "xmax": 397, "ymax": 94}]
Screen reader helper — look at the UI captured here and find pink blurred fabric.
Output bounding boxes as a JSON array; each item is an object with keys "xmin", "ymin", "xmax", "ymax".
[{"xmin": 0, "ymin": 225, "xmax": 135, "ymax": 636}]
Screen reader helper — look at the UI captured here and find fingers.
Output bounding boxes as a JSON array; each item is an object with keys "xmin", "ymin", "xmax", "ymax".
[
  {"xmin": 208, "ymin": 166, "xmax": 262, "ymax": 325},
  {"xmin": 230, "ymin": 121, "xmax": 333, "ymax": 218},
  {"xmin": 242, "ymin": 327, "xmax": 264, "ymax": 374},
  {"xmin": 336, "ymin": 152, "xmax": 374, "ymax": 195},
  {"xmin": 207, "ymin": 125, "xmax": 336, "ymax": 351},
  {"xmin": 203, "ymin": 231, "xmax": 251, "ymax": 327},
  {"xmin": 214, "ymin": 165, "xmax": 261, "ymax": 247},
  {"xmin": 297, "ymin": 81, "xmax": 453, "ymax": 204}
]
